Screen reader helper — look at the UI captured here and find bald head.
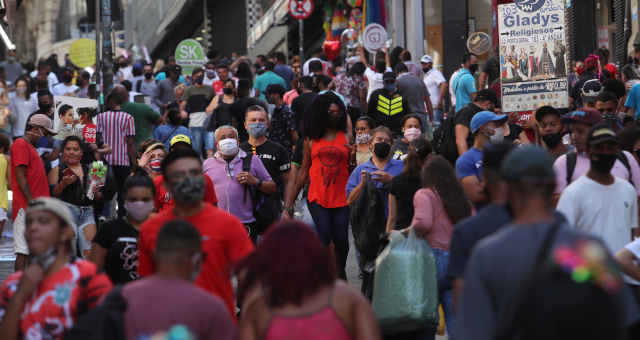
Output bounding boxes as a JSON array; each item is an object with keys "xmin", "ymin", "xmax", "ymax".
[{"xmin": 110, "ymin": 85, "xmax": 129, "ymax": 105}]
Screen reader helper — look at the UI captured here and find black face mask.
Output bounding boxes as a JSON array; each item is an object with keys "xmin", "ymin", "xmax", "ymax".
[
  {"xmin": 469, "ymin": 64, "xmax": 479, "ymax": 74},
  {"xmin": 223, "ymin": 87, "xmax": 233, "ymax": 95},
  {"xmin": 373, "ymin": 142, "xmax": 391, "ymax": 159},
  {"xmin": 590, "ymin": 153, "xmax": 617, "ymax": 173},
  {"xmin": 422, "ymin": 67, "xmax": 432, "ymax": 73},
  {"xmin": 62, "ymin": 74, "xmax": 73, "ymax": 83},
  {"xmin": 144, "ymin": 72, "xmax": 153, "ymax": 79},
  {"xmin": 194, "ymin": 77, "xmax": 204, "ymax": 85},
  {"xmin": 39, "ymin": 103, "xmax": 52, "ymax": 113},
  {"xmin": 542, "ymin": 132, "xmax": 564, "ymax": 149},
  {"xmin": 120, "ymin": 63, "xmax": 128, "ymax": 68}
]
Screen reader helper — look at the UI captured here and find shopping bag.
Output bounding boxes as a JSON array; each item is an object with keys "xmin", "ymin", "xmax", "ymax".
[{"xmin": 372, "ymin": 229, "xmax": 439, "ymax": 334}]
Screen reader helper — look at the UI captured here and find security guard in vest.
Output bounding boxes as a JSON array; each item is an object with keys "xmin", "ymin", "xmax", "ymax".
[{"xmin": 367, "ymin": 71, "xmax": 407, "ymax": 138}]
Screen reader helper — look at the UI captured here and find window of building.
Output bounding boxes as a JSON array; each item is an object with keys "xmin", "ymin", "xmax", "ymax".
[{"xmin": 423, "ymin": 0, "xmax": 443, "ymax": 68}]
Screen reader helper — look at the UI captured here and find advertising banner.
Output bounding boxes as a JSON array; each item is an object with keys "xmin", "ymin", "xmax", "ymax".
[{"xmin": 498, "ymin": 0, "xmax": 568, "ymax": 112}]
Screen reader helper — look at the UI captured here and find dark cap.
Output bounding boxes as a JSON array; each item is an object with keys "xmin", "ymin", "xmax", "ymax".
[
  {"xmin": 587, "ymin": 124, "xmax": 618, "ymax": 146},
  {"xmin": 581, "ymin": 79, "xmax": 603, "ymax": 103},
  {"xmin": 562, "ymin": 108, "xmax": 603, "ymax": 126},
  {"xmin": 500, "ymin": 145, "xmax": 555, "ymax": 182},
  {"xmin": 474, "ymin": 89, "xmax": 499, "ymax": 105},
  {"xmin": 382, "ymin": 71, "xmax": 396, "ymax": 82},
  {"xmin": 266, "ymin": 83, "xmax": 286, "ymax": 96}
]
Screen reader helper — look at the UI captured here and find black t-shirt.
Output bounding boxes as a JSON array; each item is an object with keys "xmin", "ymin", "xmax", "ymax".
[
  {"xmin": 391, "ymin": 138, "xmax": 410, "ymax": 160},
  {"xmin": 93, "ymin": 217, "xmax": 140, "ymax": 285},
  {"xmin": 231, "ymin": 97, "xmax": 269, "ymax": 142},
  {"xmin": 389, "ymin": 172, "xmax": 422, "ymax": 230},
  {"xmin": 482, "ymin": 56, "xmax": 500, "ymax": 84},
  {"xmin": 291, "ymin": 92, "xmax": 317, "ymax": 136},
  {"xmin": 570, "ymin": 71, "xmax": 597, "ymax": 107},
  {"xmin": 504, "ymin": 122, "xmax": 523, "ymax": 144},
  {"xmin": 240, "ymin": 140, "xmax": 291, "ymax": 198},
  {"xmin": 292, "ymin": 138, "xmax": 304, "ymax": 166},
  {"xmin": 454, "ymin": 103, "xmax": 483, "ymax": 148}
]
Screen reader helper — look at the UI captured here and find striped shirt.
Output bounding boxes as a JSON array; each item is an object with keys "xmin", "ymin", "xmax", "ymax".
[{"xmin": 97, "ymin": 111, "xmax": 135, "ymax": 166}]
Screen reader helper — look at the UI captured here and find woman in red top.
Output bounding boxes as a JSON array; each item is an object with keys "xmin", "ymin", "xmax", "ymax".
[{"xmin": 284, "ymin": 92, "xmax": 353, "ymax": 278}]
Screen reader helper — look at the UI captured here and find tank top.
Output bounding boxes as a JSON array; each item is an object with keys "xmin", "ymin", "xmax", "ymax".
[
  {"xmin": 0, "ymin": 154, "xmax": 7, "ymax": 210},
  {"xmin": 208, "ymin": 95, "xmax": 235, "ymax": 131},
  {"xmin": 264, "ymin": 288, "xmax": 353, "ymax": 340},
  {"xmin": 57, "ymin": 163, "xmax": 91, "ymax": 207},
  {"xmin": 307, "ymin": 132, "xmax": 349, "ymax": 208}
]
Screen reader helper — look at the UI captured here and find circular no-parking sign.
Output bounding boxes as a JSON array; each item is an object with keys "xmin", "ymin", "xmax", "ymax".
[
  {"xmin": 289, "ymin": 0, "xmax": 314, "ymax": 20},
  {"xmin": 362, "ymin": 23, "xmax": 387, "ymax": 53}
]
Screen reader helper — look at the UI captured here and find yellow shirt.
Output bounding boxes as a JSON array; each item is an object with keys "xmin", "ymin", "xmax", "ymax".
[{"xmin": 0, "ymin": 154, "xmax": 8, "ymax": 210}]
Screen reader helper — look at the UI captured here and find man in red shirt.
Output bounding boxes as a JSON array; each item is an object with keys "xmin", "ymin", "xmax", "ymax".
[
  {"xmin": 153, "ymin": 134, "xmax": 218, "ymax": 211},
  {"xmin": 138, "ymin": 148, "xmax": 253, "ymax": 320},
  {"xmin": 11, "ymin": 114, "xmax": 55, "ymax": 271}
]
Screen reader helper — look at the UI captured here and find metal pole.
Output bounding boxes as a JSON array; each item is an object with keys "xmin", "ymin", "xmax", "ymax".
[
  {"xmin": 101, "ymin": 0, "xmax": 114, "ymax": 96},
  {"xmin": 299, "ymin": 19, "xmax": 304, "ymax": 57},
  {"xmin": 95, "ymin": 0, "xmax": 102, "ymax": 109}
]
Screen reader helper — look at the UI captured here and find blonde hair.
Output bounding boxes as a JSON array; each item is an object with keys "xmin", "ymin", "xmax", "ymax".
[{"xmin": 153, "ymin": 59, "xmax": 165, "ymax": 74}]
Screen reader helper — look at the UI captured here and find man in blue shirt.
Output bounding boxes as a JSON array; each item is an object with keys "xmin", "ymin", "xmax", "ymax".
[
  {"xmin": 624, "ymin": 82, "xmax": 640, "ymax": 119},
  {"xmin": 273, "ymin": 52, "xmax": 294, "ymax": 91},
  {"xmin": 254, "ymin": 61, "xmax": 287, "ymax": 101},
  {"xmin": 451, "ymin": 53, "xmax": 479, "ymax": 112},
  {"xmin": 456, "ymin": 110, "xmax": 507, "ymax": 208},
  {"xmin": 346, "ymin": 126, "xmax": 404, "ymax": 216}
]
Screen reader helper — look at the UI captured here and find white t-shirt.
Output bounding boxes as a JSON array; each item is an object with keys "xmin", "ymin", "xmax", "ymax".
[
  {"xmin": 423, "ymin": 69, "xmax": 446, "ymax": 107},
  {"xmin": 449, "ymin": 69, "xmax": 461, "ymax": 107},
  {"xmin": 624, "ymin": 238, "xmax": 640, "ymax": 285},
  {"xmin": 364, "ymin": 66, "xmax": 392, "ymax": 101},
  {"xmin": 30, "ymin": 71, "xmax": 59, "ymax": 93},
  {"xmin": 52, "ymin": 83, "xmax": 79, "ymax": 96},
  {"xmin": 558, "ymin": 176, "xmax": 638, "ymax": 256}
]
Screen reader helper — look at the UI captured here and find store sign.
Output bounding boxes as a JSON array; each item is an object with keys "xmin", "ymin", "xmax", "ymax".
[
  {"xmin": 362, "ymin": 23, "xmax": 387, "ymax": 53},
  {"xmin": 498, "ymin": 0, "xmax": 568, "ymax": 112},
  {"xmin": 467, "ymin": 32, "xmax": 491, "ymax": 55},
  {"xmin": 288, "ymin": 0, "xmax": 313, "ymax": 20},
  {"xmin": 175, "ymin": 39, "xmax": 207, "ymax": 76}
]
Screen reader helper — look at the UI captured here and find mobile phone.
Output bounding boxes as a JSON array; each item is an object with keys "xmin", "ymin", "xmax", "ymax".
[{"xmin": 63, "ymin": 168, "xmax": 74, "ymax": 177}]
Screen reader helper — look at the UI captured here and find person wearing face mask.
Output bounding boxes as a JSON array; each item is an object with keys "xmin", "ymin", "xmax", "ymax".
[
  {"xmin": 76, "ymin": 71, "xmax": 91, "ymax": 99},
  {"xmin": 502, "ymin": 110, "xmax": 531, "ymax": 145},
  {"xmin": 558, "ymin": 125, "xmax": 640, "ymax": 258},
  {"xmin": 48, "ymin": 136, "xmax": 99, "ymax": 258},
  {"xmin": 395, "ymin": 62, "xmax": 433, "ymax": 129},
  {"xmin": 272, "ymin": 52, "xmax": 294, "ymax": 91},
  {"xmin": 535, "ymin": 106, "xmax": 569, "ymax": 160},
  {"xmin": 204, "ymin": 79, "xmax": 236, "ymax": 158},
  {"xmin": 367, "ymin": 72, "xmax": 407, "ymax": 137},
  {"xmin": 253, "ymin": 61, "xmax": 287, "ymax": 101},
  {"xmin": 553, "ymin": 108, "xmax": 640, "ymax": 204},
  {"xmin": 456, "ymin": 111, "xmax": 508, "ymax": 208},
  {"xmin": 203, "ymin": 61, "xmax": 217, "ymax": 86},
  {"xmin": 203, "ymin": 125, "xmax": 275, "ymax": 240},
  {"xmin": 52, "ymin": 67, "xmax": 80, "ymax": 97},
  {"xmin": 11, "ymin": 114, "xmax": 55, "ymax": 271},
  {"xmin": 183, "ymin": 67, "xmax": 215, "ymax": 157},
  {"xmin": 353, "ymin": 116, "xmax": 374, "ymax": 166},
  {"xmin": 0, "ymin": 197, "xmax": 113, "ymax": 340},
  {"xmin": 265, "ymin": 84, "xmax": 298, "ymax": 155},
  {"xmin": 8, "ymin": 77, "xmax": 36, "ymax": 138},
  {"xmin": 391, "ymin": 114, "xmax": 423, "ymax": 160},
  {"xmin": 454, "ymin": 89, "xmax": 498, "ymax": 157},
  {"xmin": 136, "ymin": 63, "xmax": 159, "ymax": 109},
  {"xmin": 137, "ymin": 140, "xmax": 166, "ymax": 178},
  {"xmin": 421, "ymin": 54, "xmax": 448, "ymax": 125},
  {"xmin": 346, "ymin": 126, "xmax": 404, "ymax": 217},
  {"xmin": 138, "ymin": 148, "xmax": 254, "ymax": 321},
  {"xmin": 0, "ymin": 50, "xmax": 24, "ymax": 85},
  {"xmin": 153, "ymin": 109, "xmax": 192, "ymax": 150},
  {"xmin": 596, "ymin": 91, "xmax": 624, "ymax": 132},
  {"xmin": 90, "ymin": 169, "xmax": 156, "ymax": 284},
  {"xmin": 451, "ymin": 53, "xmax": 479, "ymax": 113}
]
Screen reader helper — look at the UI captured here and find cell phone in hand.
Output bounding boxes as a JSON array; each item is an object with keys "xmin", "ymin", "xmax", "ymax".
[{"xmin": 63, "ymin": 168, "xmax": 74, "ymax": 177}]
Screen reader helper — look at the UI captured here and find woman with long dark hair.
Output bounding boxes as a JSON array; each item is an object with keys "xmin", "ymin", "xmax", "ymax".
[
  {"xmin": 386, "ymin": 138, "xmax": 432, "ymax": 232},
  {"xmin": 205, "ymin": 78, "xmax": 236, "ymax": 157},
  {"xmin": 411, "ymin": 155, "xmax": 472, "ymax": 340},
  {"xmin": 236, "ymin": 221, "xmax": 381, "ymax": 340},
  {"xmin": 283, "ymin": 92, "xmax": 353, "ymax": 279}
]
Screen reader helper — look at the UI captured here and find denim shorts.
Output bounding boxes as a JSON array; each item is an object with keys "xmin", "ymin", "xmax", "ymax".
[{"xmin": 63, "ymin": 203, "xmax": 95, "ymax": 254}]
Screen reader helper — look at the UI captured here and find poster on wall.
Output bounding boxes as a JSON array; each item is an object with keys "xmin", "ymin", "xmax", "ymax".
[{"xmin": 498, "ymin": 0, "xmax": 568, "ymax": 112}]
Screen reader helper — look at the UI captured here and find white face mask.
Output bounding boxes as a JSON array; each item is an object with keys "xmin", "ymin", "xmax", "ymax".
[
  {"xmin": 218, "ymin": 138, "xmax": 239, "ymax": 156},
  {"xmin": 490, "ymin": 127, "xmax": 505, "ymax": 143},
  {"xmin": 355, "ymin": 133, "xmax": 372, "ymax": 145}
]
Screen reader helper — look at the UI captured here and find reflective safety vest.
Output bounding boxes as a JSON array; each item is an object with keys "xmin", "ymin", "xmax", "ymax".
[{"xmin": 376, "ymin": 94, "xmax": 403, "ymax": 116}]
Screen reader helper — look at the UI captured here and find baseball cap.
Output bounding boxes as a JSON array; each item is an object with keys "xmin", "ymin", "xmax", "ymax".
[
  {"xmin": 383, "ymin": 71, "xmax": 396, "ymax": 82},
  {"xmin": 500, "ymin": 145, "xmax": 555, "ymax": 182},
  {"xmin": 28, "ymin": 114, "xmax": 56, "ymax": 135},
  {"xmin": 266, "ymin": 84, "xmax": 285, "ymax": 96},
  {"xmin": 562, "ymin": 108, "xmax": 602, "ymax": 126},
  {"xmin": 581, "ymin": 79, "xmax": 603, "ymax": 103},
  {"xmin": 470, "ymin": 111, "xmax": 507, "ymax": 133},
  {"xmin": 587, "ymin": 124, "xmax": 618, "ymax": 146},
  {"xmin": 170, "ymin": 134, "xmax": 191, "ymax": 147},
  {"xmin": 420, "ymin": 55, "xmax": 433, "ymax": 64},
  {"xmin": 27, "ymin": 197, "xmax": 75, "ymax": 230}
]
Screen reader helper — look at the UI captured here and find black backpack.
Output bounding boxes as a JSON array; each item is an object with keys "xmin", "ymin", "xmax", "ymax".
[
  {"xmin": 242, "ymin": 155, "xmax": 280, "ymax": 236},
  {"xmin": 566, "ymin": 151, "xmax": 633, "ymax": 186},
  {"xmin": 65, "ymin": 286, "xmax": 126, "ymax": 340},
  {"xmin": 432, "ymin": 117, "xmax": 459, "ymax": 165}
]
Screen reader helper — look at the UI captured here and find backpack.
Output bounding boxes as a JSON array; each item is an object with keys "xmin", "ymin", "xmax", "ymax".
[
  {"xmin": 242, "ymin": 155, "xmax": 280, "ymax": 236},
  {"xmin": 566, "ymin": 151, "xmax": 633, "ymax": 186},
  {"xmin": 350, "ymin": 173, "xmax": 387, "ymax": 269},
  {"xmin": 432, "ymin": 116, "xmax": 459, "ymax": 165},
  {"xmin": 64, "ymin": 286, "xmax": 126, "ymax": 340}
]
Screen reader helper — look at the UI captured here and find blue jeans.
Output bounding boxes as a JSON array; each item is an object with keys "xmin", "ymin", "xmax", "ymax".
[
  {"xmin": 63, "ymin": 202, "xmax": 95, "ymax": 256},
  {"xmin": 204, "ymin": 131, "xmax": 216, "ymax": 153},
  {"xmin": 189, "ymin": 126, "xmax": 206, "ymax": 157},
  {"xmin": 433, "ymin": 109, "xmax": 444, "ymax": 124},
  {"xmin": 433, "ymin": 248, "xmax": 456, "ymax": 340},
  {"xmin": 307, "ymin": 202, "xmax": 349, "ymax": 279}
]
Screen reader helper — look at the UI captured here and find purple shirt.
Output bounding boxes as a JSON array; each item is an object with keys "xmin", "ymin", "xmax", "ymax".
[
  {"xmin": 123, "ymin": 276, "xmax": 235, "ymax": 340},
  {"xmin": 203, "ymin": 149, "xmax": 272, "ymax": 223}
]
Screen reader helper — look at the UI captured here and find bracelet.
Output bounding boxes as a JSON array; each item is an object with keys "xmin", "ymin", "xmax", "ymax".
[{"xmin": 256, "ymin": 179, "xmax": 263, "ymax": 188}]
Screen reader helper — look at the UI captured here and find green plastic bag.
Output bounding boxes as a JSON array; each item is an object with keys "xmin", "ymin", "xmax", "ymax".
[{"xmin": 372, "ymin": 229, "xmax": 439, "ymax": 334}]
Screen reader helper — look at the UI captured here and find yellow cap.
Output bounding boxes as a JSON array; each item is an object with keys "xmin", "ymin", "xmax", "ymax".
[{"xmin": 170, "ymin": 134, "xmax": 191, "ymax": 147}]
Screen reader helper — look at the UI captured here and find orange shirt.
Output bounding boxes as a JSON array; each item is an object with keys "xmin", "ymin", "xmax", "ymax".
[
  {"xmin": 307, "ymin": 132, "xmax": 350, "ymax": 208},
  {"xmin": 138, "ymin": 203, "xmax": 253, "ymax": 321},
  {"xmin": 153, "ymin": 174, "xmax": 218, "ymax": 212}
]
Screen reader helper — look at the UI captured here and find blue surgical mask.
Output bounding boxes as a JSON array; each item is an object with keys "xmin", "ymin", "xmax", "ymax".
[{"xmin": 248, "ymin": 122, "xmax": 268, "ymax": 138}]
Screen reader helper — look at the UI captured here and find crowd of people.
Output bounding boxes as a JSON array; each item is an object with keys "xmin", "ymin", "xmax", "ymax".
[{"xmin": 0, "ymin": 42, "xmax": 639, "ymax": 339}]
